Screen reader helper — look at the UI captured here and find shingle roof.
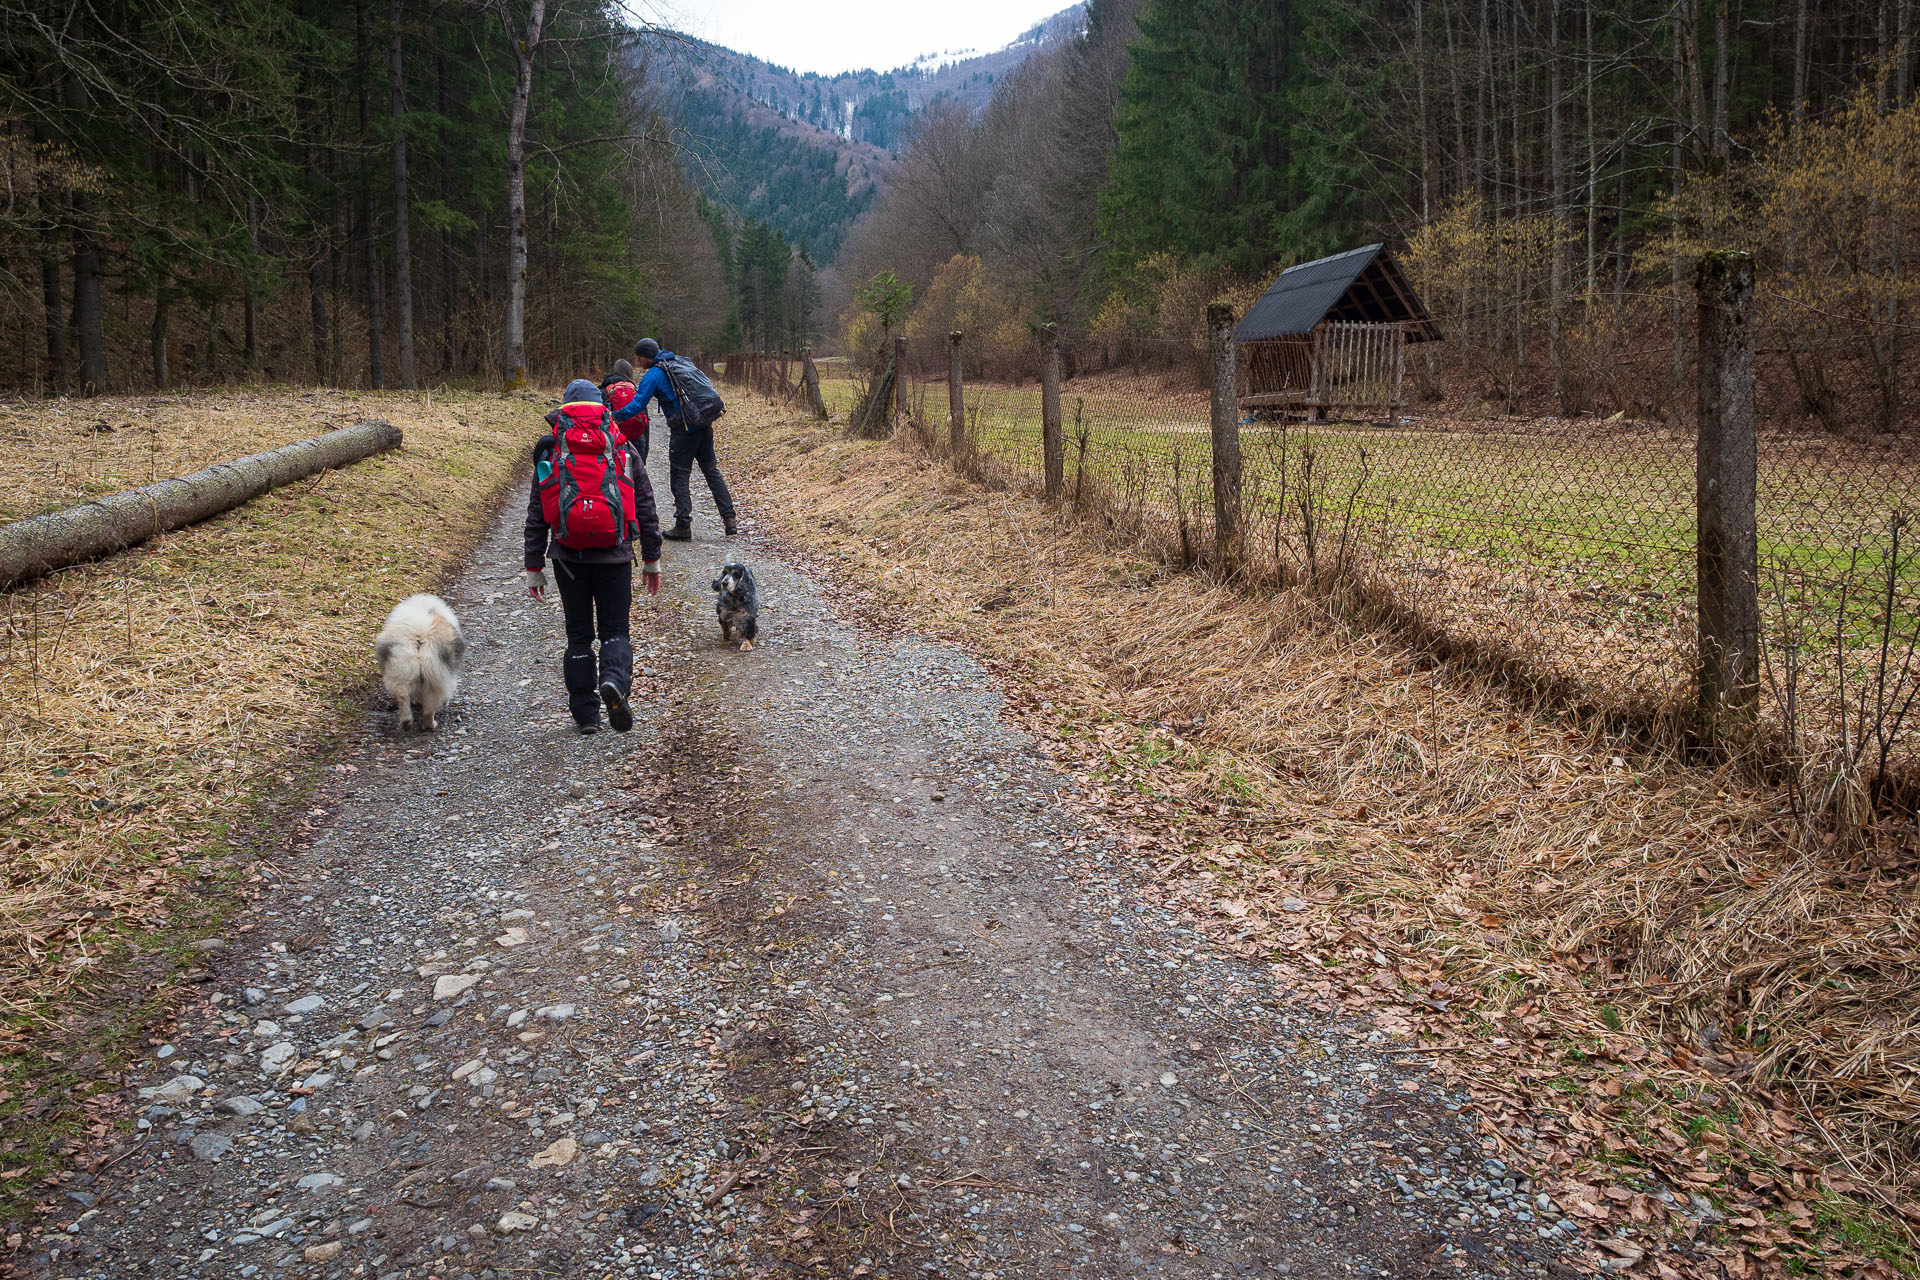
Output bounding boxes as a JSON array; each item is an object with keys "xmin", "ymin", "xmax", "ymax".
[{"xmin": 1233, "ymin": 244, "xmax": 1440, "ymax": 343}]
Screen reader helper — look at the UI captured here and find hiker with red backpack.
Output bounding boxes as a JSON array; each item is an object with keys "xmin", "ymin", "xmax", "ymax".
[
  {"xmin": 524, "ymin": 379, "xmax": 662, "ymax": 736},
  {"xmin": 600, "ymin": 358, "xmax": 648, "ymax": 461},
  {"xmin": 619, "ymin": 338, "xmax": 736, "ymax": 541}
]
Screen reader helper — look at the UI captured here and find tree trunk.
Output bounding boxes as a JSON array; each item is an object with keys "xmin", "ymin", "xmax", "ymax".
[
  {"xmin": 1793, "ymin": 0, "xmax": 1810, "ymax": 120},
  {"xmin": 438, "ymin": 47, "xmax": 456, "ymax": 374},
  {"xmin": 1683, "ymin": 0, "xmax": 1708, "ymax": 169},
  {"xmin": 1672, "ymin": 11, "xmax": 1690, "ymax": 393},
  {"xmin": 356, "ymin": 0, "xmax": 385, "ymax": 389},
  {"xmin": 309, "ymin": 248, "xmax": 330, "ymax": 383},
  {"xmin": 151, "ymin": 285, "xmax": 170, "ymax": 389},
  {"xmin": 203, "ymin": 301, "xmax": 220, "ymax": 379},
  {"xmin": 1712, "ymin": 0, "xmax": 1731, "ymax": 160},
  {"xmin": 1415, "ymin": 0, "xmax": 1432, "ymax": 221},
  {"xmin": 1446, "ymin": 0, "xmax": 1469, "ymax": 198},
  {"xmin": 0, "ymin": 421, "xmax": 404, "ymax": 591},
  {"xmin": 1614, "ymin": 165, "xmax": 1629, "ymax": 308},
  {"xmin": 1550, "ymin": 0, "xmax": 1567, "ymax": 407},
  {"xmin": 498, "ymin": 0, "xmax": 548, "ymax": 391},
  {"xmin": 310, "ymin": 145, "xmax": 334, "ymax": 383},
  {"xmin": 1899, "ymin": 0, "xmax": 1913, "ymax": 104},
  {"xmin": 1585, "ymin": 0, "xmax": 1599, "ymax": 302},
  {"xmin": 70, "ymin": 221, "xmax": 106, "ymax": 395},
  {"xmin": 244, "ymin": 195, "xmax": 261, "ymax": 369},
  {"xmin": 1877, "ymin": 0, "xmax": 1892, "ymax": 108},
  {"xmin": 390, "ymin": 0, "xmax": 417, "ymax": 389},
  {"xmin": 31, "ymin": 110, "xmax": 68, "ymax": 393},
  {"xmin": 1475, "ymin": 0, "xmax": 1490, "ymax": 201},
  {"xmin": 64, "ymin": 75, "xmax": 107, "ymax": 395},
  {"xmin": 57, "ymin": 66, "xmax": 107, "ymax": 396},
  {"xmin": 40, "ymin": 256, "xmax": 65, "ymax": 393}
]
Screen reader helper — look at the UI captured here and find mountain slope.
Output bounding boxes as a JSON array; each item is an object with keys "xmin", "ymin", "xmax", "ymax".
[{"xmin": 642, "ymin": 8, "xmax": 1081, "ymax": 261}]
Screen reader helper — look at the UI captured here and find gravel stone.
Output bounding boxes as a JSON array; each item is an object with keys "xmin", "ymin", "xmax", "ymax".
[{"xmin": 53, "ymin": 463, "xmax": 1595, "ymax": 1280}]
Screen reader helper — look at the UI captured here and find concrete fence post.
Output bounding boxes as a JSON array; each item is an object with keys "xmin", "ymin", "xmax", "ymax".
[
  {"xmin": 948, "ymin": 330, "xmax": 966, "ymax": 455},
  {"xmin": 1208, "ymin": 302, "xmax": 1242, "ymax": 567},
  {"xmin": 1041, "ymin": 323, "xmax": 1063, "ymax": 499},
  {"xmin": 1695, "ymin": 250, "xmax": 1760, "ymax": 730}
]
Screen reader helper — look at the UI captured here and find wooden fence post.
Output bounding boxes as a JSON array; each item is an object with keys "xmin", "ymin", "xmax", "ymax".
[
  {"xmin": 1041, "ymin": 323, "xmax": 1063, "ymax": 499},
  {"xmin": 1695, "ymin": 250, "xmax": 1759, "ymax": 730},
  {"xmin": 1208, "ymin": 302, "xmax": 1242, "ymax": 566},
  {"xmin": 889, "ymin": 335, "xmax": 906, "ymax": 424},
  {"xmin": 801, "ymin": 350, "xmax": 828, "ymax": 421},
  {"xmin": 948, "ymin": 330, "xmax": 966, "ymax": 455}
]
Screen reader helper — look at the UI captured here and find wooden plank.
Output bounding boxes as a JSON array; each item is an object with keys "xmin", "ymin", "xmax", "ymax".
[
  {"xmin": 1308, "ymin": 324, "xmax": 1325, "ymax": 420},
  {"xmin": 1390, "ymin": 325, "xmax": 1406, "ymax": 417}
]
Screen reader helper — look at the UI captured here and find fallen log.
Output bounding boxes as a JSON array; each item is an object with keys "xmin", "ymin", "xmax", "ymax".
[{"xmin": 1, "ymin": 418, "xmax": 403, "ymax": 591}]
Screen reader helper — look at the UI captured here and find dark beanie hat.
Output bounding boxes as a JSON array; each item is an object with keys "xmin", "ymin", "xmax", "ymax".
[{"xmin": 634, "ymin": 338, "xmax": 660, "ymax": 360}]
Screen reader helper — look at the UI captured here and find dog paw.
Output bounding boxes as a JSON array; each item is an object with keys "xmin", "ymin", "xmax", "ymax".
[{"xmin": 740, "ymin": 639, "xmax": 754, "ymax": 652}]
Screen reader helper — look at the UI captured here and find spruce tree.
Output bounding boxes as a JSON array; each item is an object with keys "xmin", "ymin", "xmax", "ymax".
[{"xmin": 1100, "ymin": 0, "xmax": 1313, "ymax": 276}]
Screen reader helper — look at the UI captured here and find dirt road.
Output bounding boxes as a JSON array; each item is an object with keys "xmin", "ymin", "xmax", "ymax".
[{"xmin": 23, "ymin": 452, "xmax": 1586, "ymax": 1279}]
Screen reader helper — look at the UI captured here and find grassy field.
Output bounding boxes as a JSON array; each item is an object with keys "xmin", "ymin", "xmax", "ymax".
[
  {"xmin": 0, "ymin": 387, "xmax": 541, "ymax": 1204},
  {"xmin": 900, "ymin": 379, "xmax": 1914, "ymax": 587},
  {"xmin": 853, "ymin": 372, "xmax": 1920, "ymax": 734}
]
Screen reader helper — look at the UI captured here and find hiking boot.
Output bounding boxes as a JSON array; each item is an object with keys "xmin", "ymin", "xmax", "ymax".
[
  {"xmin": 724, "ymin": 519, "xmax": 740, "ymax": 536},
  {"xmin": 575, "ymin": 717, "xmax": 601, "ymax": 736},
  {"xmin": 663, "ymin": 521, "xmax": 693, "ymax": 541},
  {"xmin": 599, "ymin": 680, "xmax": 633, "ymax": 734}
]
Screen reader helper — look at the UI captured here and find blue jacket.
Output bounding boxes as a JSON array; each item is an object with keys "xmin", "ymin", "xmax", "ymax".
[{"xmin": 615, "ymin": 354, "xmax": 680, "ymax": 426}]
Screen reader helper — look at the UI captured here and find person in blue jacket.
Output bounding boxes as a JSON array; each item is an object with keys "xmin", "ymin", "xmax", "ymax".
[{"xmin": 616, "ymin": 338, "xmax": 737, "ymax": 541}]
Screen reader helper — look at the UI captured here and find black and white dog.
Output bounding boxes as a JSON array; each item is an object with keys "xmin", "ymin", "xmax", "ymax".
[{"xmin": 711, "ymin": 559, "xmax": 760, "ymax": 651}]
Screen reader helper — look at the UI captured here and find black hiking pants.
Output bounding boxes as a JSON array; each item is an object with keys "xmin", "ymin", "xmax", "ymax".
[
  {"xmin": 667, "ymin": 422, "xmax": 736, "ymax": 526},
  {"xmin": 554, "ymin": 558, "xmax": 632, "ymax": 726}
]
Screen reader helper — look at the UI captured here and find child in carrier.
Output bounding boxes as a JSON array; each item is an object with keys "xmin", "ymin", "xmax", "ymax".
[
  {"xmin": 524, "ymin": 379, "xmax": 662, "ymax": 735},
  {"xmin": 600, "ymin": 359, "xmax": 649, "ymax": 461}
]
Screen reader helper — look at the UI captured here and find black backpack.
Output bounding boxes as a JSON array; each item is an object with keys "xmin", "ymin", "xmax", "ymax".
[{"xmin": 660, "ymin": 354, "xmax": 725, "ymax": 428}]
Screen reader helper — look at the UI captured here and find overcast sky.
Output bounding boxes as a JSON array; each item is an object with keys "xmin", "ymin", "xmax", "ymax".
[{"xmin": 654, "ymin": 0, "xmax": 1071, "ymax": 76}]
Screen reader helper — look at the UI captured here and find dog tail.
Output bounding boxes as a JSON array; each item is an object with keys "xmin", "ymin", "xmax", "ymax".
[{"xmin": 417, "ymin": 622, "xmax": 462, "ymax": 703}]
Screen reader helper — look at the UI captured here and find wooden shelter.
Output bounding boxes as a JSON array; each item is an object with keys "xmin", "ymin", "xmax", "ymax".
[{"xmin": 1234, "ymin": 244, "xmax": 1440, "ymax": 420}]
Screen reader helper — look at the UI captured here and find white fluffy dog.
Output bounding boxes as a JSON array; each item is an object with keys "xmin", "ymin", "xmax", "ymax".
[{"xmin": 375, "ymin": 594, "xmax": 466, "ymax": 731}]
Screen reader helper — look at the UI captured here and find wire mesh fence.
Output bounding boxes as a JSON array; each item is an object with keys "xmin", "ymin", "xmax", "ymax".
[{"xmin": 862, "ymin": 330, "xmax": 1920, "ymax": 780}]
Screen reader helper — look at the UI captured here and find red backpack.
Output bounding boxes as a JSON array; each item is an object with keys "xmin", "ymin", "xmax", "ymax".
[
  {"xmin": 536, "ymin": 402, "xmax": 635, "ymax": 550},
  {"xmin": 603, "ymin": 380, "xmax": 647, "ymax": 444}
]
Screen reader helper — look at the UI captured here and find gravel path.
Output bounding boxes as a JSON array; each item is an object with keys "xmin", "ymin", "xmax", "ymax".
[{"xmin": 25, "ymin": 453, "xmax": 1588, "ymax": 1280}]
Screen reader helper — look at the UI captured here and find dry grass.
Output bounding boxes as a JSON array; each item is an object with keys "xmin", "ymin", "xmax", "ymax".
[
  {"xmin": 0, "ymin": 389, "xmax": 374, "ymax": 522},
  {"xmin": 900, "ymin": 371, "xmax": 1920, "ymax": 787},
  {"xmin": 721, "ymin": 402, "xmax": 1920, "ymax": 1277},
  {"xmin": 0, "ymin": 388, "xmax": 540, "ymax": 1011}
]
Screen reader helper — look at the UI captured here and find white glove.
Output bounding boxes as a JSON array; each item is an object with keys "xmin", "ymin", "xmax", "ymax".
[{"xmin": 524, "ymin": 568, "xmax": 546, "ymax": 600}]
